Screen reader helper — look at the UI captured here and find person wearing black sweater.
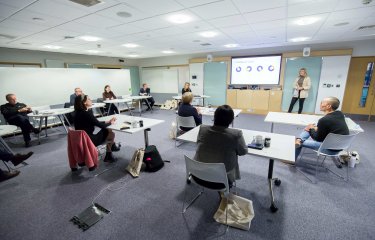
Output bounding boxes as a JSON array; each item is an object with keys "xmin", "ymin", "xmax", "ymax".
[
  {"xmin": 178, "ymin": 92, "xmax": 202, "ymax": 131},
  {"xmin": 181, "ymin": 82, "xmax": 192, "ymax": 95},
  {"xmin": 139, "ymin": 83, "xmax": 155, "ymax": 111},
  {"xmin": 0, "ymin": 94, "xmax": 40, "ymax": 147},
  {"xmin": 74, "ymin": 94, "xmax": 120, "ymax": 163},
  {"xmin": 295, "ymin": 96, "xmax": 349, "ymax": 160}
]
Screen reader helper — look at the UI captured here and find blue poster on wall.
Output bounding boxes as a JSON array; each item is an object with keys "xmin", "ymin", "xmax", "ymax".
[
  {"xmin": 359, "ymin": 62, "xmax": 374, "ymax": 107},
  {"xmin": 281, "ymin": 57, "xmax": 322, "ymax": 113}
]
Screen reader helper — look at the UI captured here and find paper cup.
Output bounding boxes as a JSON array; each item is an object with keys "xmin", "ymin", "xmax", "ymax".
[{"xmin": 349, "ymin": 156, "xmax": 356, "ymax": 168}]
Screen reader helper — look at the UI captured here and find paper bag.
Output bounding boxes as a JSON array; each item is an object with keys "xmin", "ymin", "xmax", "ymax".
[
  {"xmin": 126, "ymin": 148, "xmax": 145, "ymax": 177},
  {"xmin": 213, "ymin": 193, "xmax": 255, "ymax": 231}
]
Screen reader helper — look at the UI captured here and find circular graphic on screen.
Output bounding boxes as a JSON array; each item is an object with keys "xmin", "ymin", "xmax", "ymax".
[
  {"xmin": 246, "ymin": 66, "xmax": 252, "ymax": 72},
  {"xmin": 236, "ymin": 67, "xmax": 241, "ymax": 72},
  {"xmin": 257, "ymin": 66, "xmax": 263, "ymax": 72},
  {"xmin": 268, "ymin": 65, "xmax": 274, "ymax": 71}
]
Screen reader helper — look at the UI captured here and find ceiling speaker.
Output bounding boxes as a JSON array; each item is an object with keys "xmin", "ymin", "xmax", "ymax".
[
  {"xmin": 207, "ymin": 54, "xmax": 213, "ymax": 62},
  {"xmin": 303, "ymin": 47, "xmax": 311, "ymax": 57}
]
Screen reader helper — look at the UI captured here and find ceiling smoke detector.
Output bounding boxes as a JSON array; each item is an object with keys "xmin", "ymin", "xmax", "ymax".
[
  {"xmin": 362, "ymin": 0, "xmax": 372, "ymax": 5},
  {"xmin": 69, "ymin": 0, "xmax": 102, "ymax": 7}
]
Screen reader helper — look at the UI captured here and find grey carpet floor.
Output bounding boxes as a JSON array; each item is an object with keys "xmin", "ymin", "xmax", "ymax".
[{"xmin": 1, "ymin": 109, "xmax": 374, "ymax": 240}]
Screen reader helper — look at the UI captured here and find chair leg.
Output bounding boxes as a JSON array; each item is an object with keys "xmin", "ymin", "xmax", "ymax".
[
  {"xmin": 182, "ymin": 187, "xmax": 204, "ymax": 213},
  {"xmin": 2, "ymin": 160, "xmax": 12, "ymax": 172}
]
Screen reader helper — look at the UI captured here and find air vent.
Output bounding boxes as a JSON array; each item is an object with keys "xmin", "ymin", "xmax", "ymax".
[
  {"xmin": 69, "ymin": 0, "xmax": 102, "ymax": 7},
  {"xmin": 200, "ymin": 43, "xmax": 212, "ymax": 46},
  {"xmin": 0, "ymin": 33, "xmax": 17, "ymax": 39},
  {"xmin": 357, "ymin": 24, "xmax": 375, "ymax": 30}
]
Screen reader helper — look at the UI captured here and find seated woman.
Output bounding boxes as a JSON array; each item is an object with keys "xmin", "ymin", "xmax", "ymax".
[
  {"xmin": 74, "ymin": 94, "xmax": 120, "ymax": 163},
  {"xmin": 102, "ymin": 85, "xmax": 119, "ymax": 115},
  {"xmin": 181, "ymin": 82, "xmax": 192, "ymax": 95},
  {"xmin": 177, "ymin": 92, "xmax": 202, "ymax": 131}
]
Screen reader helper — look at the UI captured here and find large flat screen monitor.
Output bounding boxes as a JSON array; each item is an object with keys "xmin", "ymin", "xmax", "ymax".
[{"xmin": 231, "ymin": 55, "xmax": 282, "ymax": 85}]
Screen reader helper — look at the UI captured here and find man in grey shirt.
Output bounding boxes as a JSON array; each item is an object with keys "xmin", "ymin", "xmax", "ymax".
[
  {"xmin": 69, "ymin": 87, "xmax": 82, "ymax": 106},
  {"xmin": 194, "ymin": 105, "xmax": 248, "ymax": 185}
]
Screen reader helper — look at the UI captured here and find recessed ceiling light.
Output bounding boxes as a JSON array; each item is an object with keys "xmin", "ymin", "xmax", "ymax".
[
  {"xmin": 116, "ymin": 11, "xmax": 132, "ymax": 18},
  {"xmin": 128, "ymin": 54, "xmax": 139, "ymax": 58},
  {"xmin": 200, "ymin": 31, "xmax": 218, "ymax": 38},
  {"xmin": 294, "ymin": 17, "xmax": 319, "ymax": 26},
  {"xmin": 87, "ymin": 50, "xmax": 100, "ymax": 53},
  {"xmin": 167, "ymin": 14, "xmax": 192, "ymax": 24},
  {"xmin": 224, "ymin": 44, "xmax": 239, "ymax": 48},
  {"xmin": 43, "ymin": 45, "xmax": 62, "ymax": 49},
  {"xmin": 334, "ymin": 22, "xmax": 349, "ymax": 27},
  {"xmin": 162, "ymin": 50, "xmax": 175, "ymax": 54},
  {"xmin": 289, "ymin": 37, "xmax": 311, "ymax": 42},
  {"xmin": 21, "ymin": 43, "xmax": 31, "ymax": 45},
  {"xmin": 122, "ymin": 43, "xmax": 139, "ymax": 48},
  {"xmin": 79, "ymin": 35, "xmax": 101, "ymax": 42}
]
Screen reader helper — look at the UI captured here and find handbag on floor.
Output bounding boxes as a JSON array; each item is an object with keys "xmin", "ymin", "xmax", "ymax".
[
  {"xmin": 213, "ymin": 193, "xmax": 255, "ymax": 231},
  {"xmin": 143, "ymin": 145, "xmax": 164, "ymax": 172},
  {"xmin": 126, "ymin": 148, "xmax": 145, "ymax": 177}
]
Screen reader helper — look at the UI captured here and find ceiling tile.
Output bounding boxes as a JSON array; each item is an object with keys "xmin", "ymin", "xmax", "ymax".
[
  {"xmin": 243, "ymin": 7, "xmax": 286, "ymax": 24},
  {"xmin": 0, "ymin": 3, "xmax": 19, "ymax": 18},
  {"xmin": 52, "ymin": 0, "xmax": 120, "ymax": 13},
  {"xmin": 175, "ymin": 0, "xmax": 221, "ymax": 8},
  {"xmin": 250, "ymin": 19, "xmax": 286, "ymax": 31},
  {"xmin": 73, "ymin": 14, "xmax": 119, "ymax": 29},
  {"xmin": 190, "ymin": 0, "xmax": 239, "ymax": 20},
  {"xmin": 232, "ymin": 0, "xmax": 287, "ymax": 13},
  {"xmin": 0, "ymin": 0, "xmax": 36, "ymax": 8},
  {"xmin": 26, "ymin": 0, "xmax": 90, "ymax": 20},
  {"xmin": 219, "ymin": 25, "xmax": 252, "ymax": 35},
  {"xmin": 287, "ymin": 0, "xmax": 339, "ymax": 18},
  {"xmin": 126, "ymin": 16, "xmax": 174, "ymax": 31},
  {"xmin": 122, "ymin": 0, "xmax": 184, "ymax": 15},
  {"xmin": 9, "ymin": 9, "xmax": 67, "ymax": 27},
  {"xmin": 328, "ymin": 6, "xmax": 375, "ymax": 21},
  {"xmin": 335, "ymin": 0, "xmax": 375, "ymax": 11},
  {"xmin": 96, "ymin": 3, "xmax": 150, "ymax": 24},
  {"xmin": 208, "ymin": 15, "xmax": 247, "ymax": 28}
]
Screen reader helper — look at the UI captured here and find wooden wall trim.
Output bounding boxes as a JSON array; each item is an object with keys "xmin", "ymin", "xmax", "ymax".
[
  {"xmin": 282, "ymin": 49, "xmax": 352, "ymax": 58},
  {"xmin": 0, "ymin": 61, "xmax": 42, "ymax": 67},
  {"xmin": 189, "ymin": 56, "xmax": 231, "ymax": 63}
]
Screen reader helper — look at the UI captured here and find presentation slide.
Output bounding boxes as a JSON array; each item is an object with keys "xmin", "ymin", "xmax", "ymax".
[{"xmin": 231, "ymin": 55, "xmax": 281, "ymax": 85}]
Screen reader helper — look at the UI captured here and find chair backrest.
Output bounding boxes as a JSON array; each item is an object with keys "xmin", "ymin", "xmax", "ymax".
[
  {"xmin": 176, "ymin": 116, "xmax": 196, "ymax": 129},
  {"xmin": 33, "ymin": 105, "xmax": 51, "ymax": 111},
  {"xmin": 97, "ymin": 98, "xmax": 104, "ymax": 103},
  {"xmin": 64, "ymin": 102, "xmax": 71, "ymax": 108},
  {"xmin": 184, "ymin": 155, "xmax": 229, "ymax": 193},
  {"xmin": 319, "ymin": 133, "xmax": 357, "ymax": 152}
]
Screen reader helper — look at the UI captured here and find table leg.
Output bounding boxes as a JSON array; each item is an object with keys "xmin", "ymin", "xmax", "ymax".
[
  {"xmin": 62, "ymin": 114, "xmax": 71, "ymax": 127},
  {"xmin": 44, "ymin": 117, "xmax": 48, "ymax": 137},
  {"xmin": 57, "ymin": 115, "xmax": 68, "ymax": 133},
  {"xmin": 143, "ymin": 128, "xmax": 150, "ymax": 148},
  {"xmin": 125, "ymin": 102, "xmax": 133, "ymax": 116},
  {"xmin": 139, "ymin": 100, "xmax": 142, "ymax": 116},
  {"xmin": 107, "ymin": 103, "xmax": 112, "ymax": 116},
  {"xmin": 271, "ymin": 122, "xmax": 274, "ymax": 133},
  {"xmin": 268, "ymin": 158, "xmax": 281, "ymax": 213},
  {"xmin": 38, "ymin": 117, "xmax": 43, "ymax": 144}
]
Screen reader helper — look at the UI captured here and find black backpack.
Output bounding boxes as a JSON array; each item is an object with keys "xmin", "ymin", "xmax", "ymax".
[{"xmin": 143, "ymin": 145, "xmax": 164, "ymax": 172}]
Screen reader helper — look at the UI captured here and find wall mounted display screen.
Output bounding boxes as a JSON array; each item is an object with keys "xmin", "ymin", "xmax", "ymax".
[{"xmin": 231, "ymin": 55, "xmax": 282, "ymax": 85}]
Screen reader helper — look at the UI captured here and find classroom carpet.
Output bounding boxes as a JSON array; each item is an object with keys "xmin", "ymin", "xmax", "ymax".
[{"xmin": 1, "ymin": 109, "xmax": 374, "ymax": 240}]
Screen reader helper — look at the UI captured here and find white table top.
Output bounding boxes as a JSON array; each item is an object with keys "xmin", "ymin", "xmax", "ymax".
[
  {"xmin": 177, "ymin": 125, "xmax": 295, "ymax": 163},
  {"xmin": 28, "ymin": 108, "xmax": 74, "ymax": 117},
  {"xmin": 98, "ymin": 114, "xmax": 164, "ymax": 134},
  {"xmin": 199, "ymin": 107, "xmax": 242, "ymax": 117},
  {"xmin": 103, "ymin": 99, "xmax": 132, "ymax": 104},
  {"xmin": 0, "ymin": 125, "xmax": 17, "ymax": 136},
  {"xmin": 265, "ymin": 112, "xmax": 364, "ymax": 133},
  {"xmin": 70, "ymin": 102, "xmax": 106, "ymax": 109},
  {"xmin": 173, "ymin": 95, "xmax": 210, "ymax": 100},
  {"xmin": 131, "ymin": 95, "xmax": 152, "ymax": 100}
]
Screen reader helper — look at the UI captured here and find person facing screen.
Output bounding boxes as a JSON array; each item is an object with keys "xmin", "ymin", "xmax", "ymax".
[
  {"xmin": 178, "ymin": 92, "xmax": 202, "ymax": 131},
  {"xmin": 74, "ymin": 94, "xmax": 120, "ymax": 163},
  {"xmin": 288, "ymin": 68, "xmax": 311, "ymax": 114},
  {"xmin": 102, "ymin": 85, "xmax": 119, "ymax": 115},
  {"xmin": 181, "ymin": 82, "xmax": 192, "ymax": 95},
  {"xmin": 69, "ymin": 87, "xmax": 82, "ymax": 106}
]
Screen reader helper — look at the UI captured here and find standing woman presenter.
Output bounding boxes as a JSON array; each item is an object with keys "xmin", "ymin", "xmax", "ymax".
[{"xmin": 288, "ymin": 68, "xmax": 311, "ymax": 114}]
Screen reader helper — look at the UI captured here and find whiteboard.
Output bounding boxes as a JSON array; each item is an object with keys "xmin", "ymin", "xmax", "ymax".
[
  {"xmin": 0, "ymin": 68, "xmax": 131, "ymax": 106},
  {"xmin": 314, "ymin": 56, "xmax": 351, "ymax": 114},
  {"xmin": 141, "ymin": 68, "xmax": 178, "ymax": 93}
]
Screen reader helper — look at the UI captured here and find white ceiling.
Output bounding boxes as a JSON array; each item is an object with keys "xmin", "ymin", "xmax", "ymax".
[{"xmin": 0, "ymin": 0, "xmax": 374, "ymax": 59}]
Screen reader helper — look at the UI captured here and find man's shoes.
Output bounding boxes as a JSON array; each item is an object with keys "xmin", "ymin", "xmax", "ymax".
[
  {"xmin": 146, "ymin": 108, "xmax": 151, "ymax": 111},
  {"xmin": 32, "ymin": 128, "xmax": 40, "ymax": 134},
  {"xmin": 11, "ymin": 152, "xmax": 34, "ymax": 166},
  {"xmin": 25, "ymin": 141, "xmax": 31, "ymax": 148},
  {"xmin": 295, "ymin": 139, "xmax": 302, "ymax": 148},
  {"xmin": 0, "ymin": 170, "xmax": 20, "ymax": 182},
  {"xmin": 104, "ymin": 152, "xmax": 116, "ymax": 163},
  {"xmin": 333, "ymin": 157, "xmax": 343, "ymax": 168},
  {"xmin": 111, "ymin": 143, "xmax": 121, "ymax": 152}
]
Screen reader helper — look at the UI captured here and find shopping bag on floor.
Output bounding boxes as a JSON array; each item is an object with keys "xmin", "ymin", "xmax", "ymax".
[
  {"xmin": 126, "ymin": 148, "xmax": 145, "ymax": 177},
  {"xmin": 213, "ymin": 193, "xmax": 255, "ymax": 231}
]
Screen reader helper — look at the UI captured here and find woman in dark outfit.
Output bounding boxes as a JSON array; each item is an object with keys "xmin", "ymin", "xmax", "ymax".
[
  {"xmin": 181, "ymin": 82, "xmax": 192, "ymax": 95},
  {"xmin": 74, "ymin": 94, "xmax": 120, "ymax": 162},
  {"xmin": 102, "ymin": 85, "xmax": 119, "ymax": 115}
]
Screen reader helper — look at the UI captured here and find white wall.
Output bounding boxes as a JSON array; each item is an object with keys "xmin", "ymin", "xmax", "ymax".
[{"xmin": 189, "ymin": 63, "xmax": 204, "ymax": 96}]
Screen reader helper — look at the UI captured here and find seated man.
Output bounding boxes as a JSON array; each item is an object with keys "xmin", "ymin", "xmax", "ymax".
[
  {"xmin": 0, "ymin": 136, "xmax": 33, "ymax": 182},
  {"xmin": 69, "ymin": 87, "xmax": 82, "ymax": 106},
  {"xmin": 177, "ymin": 92, "xmax": 202, "ymax": 131},
  {"xmin": 139, "ymin": 83, "xmax": 155, "ymax": 111},
  {"xmin": 194, "ymin": 105, "xmax": 248, "ymax": 186},
  {"xmin": 0, "ymin": 94, "xmax": 39, "ymax": 147},
  {"xmin": 295, "ymin": 96, "xmax": 349, "ymax": 161}
]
